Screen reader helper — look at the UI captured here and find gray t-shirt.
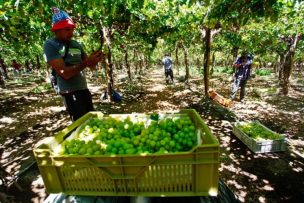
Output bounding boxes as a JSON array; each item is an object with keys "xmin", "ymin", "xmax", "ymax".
[
  {"xmin": 43, "ymin": 38, "xmax": 88, "ymax": 94},
  {"xmin": 162, "ymin": 56, "xmax": 173, "ymax": 70}
]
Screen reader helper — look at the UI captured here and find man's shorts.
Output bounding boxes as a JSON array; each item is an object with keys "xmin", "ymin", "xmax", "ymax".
[{"xmin": 62, "ymin": 89, "xmax": 94, "ymax": 121}]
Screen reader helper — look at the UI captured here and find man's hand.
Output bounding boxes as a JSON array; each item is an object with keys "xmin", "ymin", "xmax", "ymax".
[
  {"xmin": 233, "ymin": 63, "xmax": 242, "ymax": 68},
  {"xmin": 85, "ymin": 51, "xmax": 103, "ymax": 68},
  {"xmin": 87, "ymin": 51, "xmax": 103, "ymax": 67}
]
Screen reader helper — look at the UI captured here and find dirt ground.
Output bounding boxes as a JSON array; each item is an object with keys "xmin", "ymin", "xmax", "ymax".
[{"xmin": 0, "ymin": 68, "xmax": 303, "ymax": 203}]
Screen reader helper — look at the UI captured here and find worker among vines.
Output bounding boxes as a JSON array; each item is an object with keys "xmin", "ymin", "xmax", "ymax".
[{"xmin": 43, "ymin": 7, "xmax": 102, "ymax": 121}]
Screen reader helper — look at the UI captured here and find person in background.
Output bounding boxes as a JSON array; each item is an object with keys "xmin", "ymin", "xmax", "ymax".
[
  {"xmin": 43, "ymin": 7, "xmax": 102, "ymax": 121},
  {"xmin": 11, "ymin": 59, "xmax": 21, "ymax": 76},
  {"xmin": 0, "ymin": 58, "xmax": 9, "ymax": 80},
  {"xmin": 25, "ymin": 60, "xmax": 33, "ymax": 73},
  {"xmin": 162, "ymin": 53, "xmax": 174, "ymax": 84},
  {"xmin": 230, "ymin": 52, "xmax": 254, "ymax": 102}
]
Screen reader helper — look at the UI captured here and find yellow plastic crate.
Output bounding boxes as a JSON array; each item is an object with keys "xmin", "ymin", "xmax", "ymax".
[{"xmin": 33, "ymin": 109, "xmax": 219, "ymax": 196}]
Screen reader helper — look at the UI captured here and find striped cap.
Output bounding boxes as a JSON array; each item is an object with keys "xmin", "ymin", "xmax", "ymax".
[{"xmin": 51, "ymin": 7, "xmax": 76, "ymax": 31}]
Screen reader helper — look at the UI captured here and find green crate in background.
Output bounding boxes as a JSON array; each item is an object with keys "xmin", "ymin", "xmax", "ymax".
[{"xmin": 33, "ymin": 109, "xmax": 219, "ymax": 197}]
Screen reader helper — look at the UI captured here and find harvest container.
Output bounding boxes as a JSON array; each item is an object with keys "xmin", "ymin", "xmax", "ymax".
[
  {"xmin": 233, "ymin": 121, "xmax": 286, "ymax": 153},
  {"xmin": 33, "ymin": 109, "xmax": 219, "ymax": 196}
]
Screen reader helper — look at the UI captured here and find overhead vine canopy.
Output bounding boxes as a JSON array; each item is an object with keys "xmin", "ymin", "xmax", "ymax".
[{"xmin": 0, "ymin": 0, "xmax": 303, "ymax": 94}]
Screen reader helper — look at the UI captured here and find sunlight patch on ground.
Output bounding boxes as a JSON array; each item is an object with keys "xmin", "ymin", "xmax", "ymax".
[
  {"xmin": 228, "ymin": 154, "xmax": 240, "ymax": 165},
  {"xmin": 42, "ymin": 118, "xmax": 55, "ymax": 127},
  {"xmin": 156, "ymin": 101, "xmax": 176, "ymax": 109},
  {"xmin": 258, "ymin": 196, "xmax": 266, "ymax": 203},
  {"xmin": 48, "ymin": 106, "xmax": 65, "ymax": 112},
  {"xmin": 292, "ymin": 166, "xmax": 303, "ymax": 173},
  {"xmin": 46, "ymin": 117, "xmax": 70, "ymax": 131},
  {"xmin": 239, "ymin": 171, "xmax": 258, "ymax": 181},
  {"xmin": 262, "ymin": 184, "xmax": 274, "ymax": 191},
  {"xmin": 26, "ymin": 109, "xmax": 47, "ymax": 117},
  {"xmin": 147, "ymin": 84, "xmax": 166, "ymax": 92},
  {"xmin": 220, "ymin": 163, "xmax": 241, "ymax": 173},
  {"xmin": 280, "ymin": 110, "xmax": 302, "ymax": 116},
  {"xmin": 1, "ymin": 89, "xmax": 18, "ymax": 97},
  {"xmin": 227, "ymin": 180, "xmax": 246, "ymax": 190},
  {"xmin": 88, "ymin": 84, "xmax": 103, "ymax": 93},
  {"xmin": 31, "ymin": 176, "xmax": 44, "ymax": 187},
  {"xmin": 0, "ymin": 116, "xmax": 15, "ymax": 124},
  {"xmin": 180, "ymin": 101, "xmax": 189, "ymax": 108},
  {"xmin": 221, "ymin": 120, "xmax": 231, "ymax": 126},
  {"xmin": 235, "ymin": 191, "xmax": 246, "ymax": 202},
  {"xmin": 238, "ymin": 109, "xmax": 261, "ymax": 115},
  {"xmin": 31, "ymin": 176, "xmax": 47, "ymax": 203},
  {"xmin": 6, "ymin": 162, "xmax": 19, "ymax": 174},
  {"xmin": 26, "ymin": 106, "xmax": 64, "ymax": 117},
  {"xmin": 147, "ymin": 93, "xmax": 161, "ymax": 98},
  {"xmin": 173, "ymin": 89, "xmax": 192, "ymax": 96},
  {"xmin": 24, "ymin": 96, "xmax": 39, "ymax": 100},
  {"xmin": 12, "ymin": 88, "xmax": 33, "ymax": 94},
  {"xmin": 208, "ymin": 125, "xmax": 218, "ymax": 132},
  {"xmin": 226, "ymin": 180, "xmax": 247, "ymax": 202},
  {"xmin": 221, "ymin": 136, "xmax": 232, "ymax": 147}
]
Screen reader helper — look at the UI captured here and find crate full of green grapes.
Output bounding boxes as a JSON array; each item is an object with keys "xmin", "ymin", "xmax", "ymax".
[
  {"xmin": 33, "ymin": 109, "xmax": 219, "ymax": 197},
  {"xmin": 233, "ymin": 121, "xmax": 286, "ymax": 153}
]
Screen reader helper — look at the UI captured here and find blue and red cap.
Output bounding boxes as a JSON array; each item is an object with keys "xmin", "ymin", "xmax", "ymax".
[{"xmin": 51, "ymin": 7, "xmax": 76, "ymax": 32}]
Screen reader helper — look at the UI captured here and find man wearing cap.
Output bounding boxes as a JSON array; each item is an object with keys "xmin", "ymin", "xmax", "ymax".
[
  {"xmin": 162, "ymin": 53, "xmax": 174, "ymax": 84},
  {"xmin": 230, "ymin": 52, "xmax": 254, "ymax": 102},
  {"xmin": 43, "ymin": 8, "xmax": 102, "ymax": 121}
]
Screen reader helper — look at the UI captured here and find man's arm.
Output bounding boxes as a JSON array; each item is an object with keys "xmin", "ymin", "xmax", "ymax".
[
  {"xmin": 169, "ymin": 57, "xmax": 173, "ymax": 66},
  {"xmin": 47, "ymin": 51, "xmax": 102, "ymax": 80},
  {"xmin": 44, "ymin": 40, "xmax": 102, "ymax": 80},
  {"xmin": 233, "ymin": 63, "xmax": 242, "ymax": 68},
  {"xmin": 232, "ymin": 58, "xmax": 243, "ymax": 68},
  {"xmin": 48, "ymin": 59, "xmax": 87, "ymax": 80}
]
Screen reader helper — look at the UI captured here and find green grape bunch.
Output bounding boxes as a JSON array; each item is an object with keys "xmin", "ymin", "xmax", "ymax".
[
  {"xmin": 61, "ymin": 114, "xmax": 198, "ymax": 156},
  {"xmin": 237, "ymin": 122, "xmax": 283, "ymax": 141}
]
